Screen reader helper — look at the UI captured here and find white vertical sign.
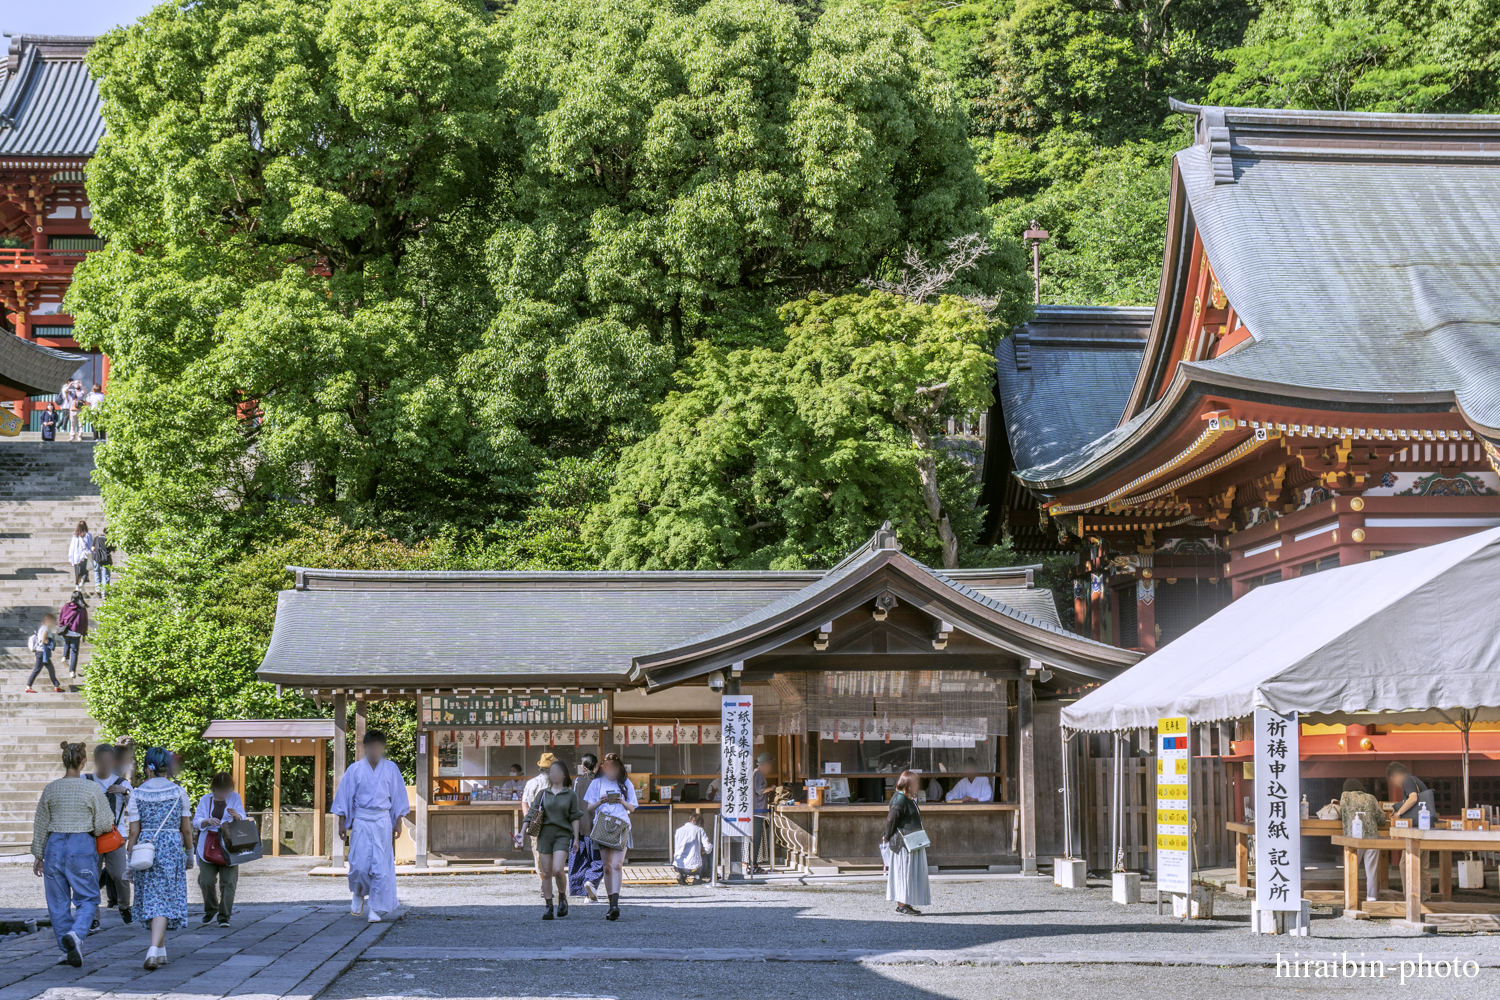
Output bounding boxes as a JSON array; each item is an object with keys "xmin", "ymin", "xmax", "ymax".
[
  {"xmin": 1156, "ymin": 716, "xmax": 1191, "ymax": 894},
  {"xmin": 720, "ymin": 695, "xmax": 754, "ymax": 839},
  {"xmin": 1254, "ymin": 708, "xmax": 1301, "ymax": 911}
]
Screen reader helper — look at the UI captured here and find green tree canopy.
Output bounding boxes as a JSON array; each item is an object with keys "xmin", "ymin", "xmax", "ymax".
[
  {"xmin": 69, "ymin": 0, "xmax": 506, "ymax": 549},
  {"xmin": 592, "ymin": 289, "xmax": 1000, "ymax": 570},
  {"xmin": 469, "ymin": 0, "xmax": 1010, "ymax": 466}
]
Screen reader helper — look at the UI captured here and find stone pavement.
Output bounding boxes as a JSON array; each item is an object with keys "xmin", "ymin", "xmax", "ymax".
[
  {"xmin": 6, "ymin": 860, "xmax": 1500, "ymax": 999},
  {"xmin": 0, "ymin": 903, "xmax": 404, "ymax": 1000}
]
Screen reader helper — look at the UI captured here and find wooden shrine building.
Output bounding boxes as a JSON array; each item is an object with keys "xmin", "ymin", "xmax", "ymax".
[
  {"xmin": 258, "ymin": 527, "xmax": 1138, "ymax": 870},
  {"xmin": 0, "ymin": 35, "xmax": 108, "ymax": 427},
  {"xmin": 991, "ymin": 104, "xmax": 1500, "ymax": 653}
]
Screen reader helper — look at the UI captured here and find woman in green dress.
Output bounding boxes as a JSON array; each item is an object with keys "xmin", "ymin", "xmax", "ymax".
[{"xmin": 534, "ymin": 759, "xmax": 582, "ymax": 920}]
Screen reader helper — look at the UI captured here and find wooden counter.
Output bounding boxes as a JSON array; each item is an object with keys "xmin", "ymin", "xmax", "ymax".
[
  {"xmin": 1394, "ymin": 828, "xmax": 1500, "ymax": 930},
  {"xmin": 774, "ymin": 803, "xmax": 1018, "ymax": 869},
  {"xmin": 426, "ymin": 799, "xmax": 719, "ymax": 862}
]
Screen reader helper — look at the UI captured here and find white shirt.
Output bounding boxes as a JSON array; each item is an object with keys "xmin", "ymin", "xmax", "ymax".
[
  {"xmin": 521, "ymin": 773, "xmax": 549, "ymax": 811},
  {"xmin": 331, "ymin": 758, "xmax": 410, "ymax": 825},
  {"xmin": 86, "ymin": 771, "xmax": 130, "ymax": 829},
  {"xmin": 945, "ymin": 776, "xmax": 994, "ymax": 803},
  {"xmin": 124, "ymin": 777, "xmax": 191, "ymax": 825},
  {"xmin": 585, "ymin": 776, "xmax": 638, "ymax": 825},
  {"xmin": 68, "ymin": 534, "xmax": 93, "ymax": 565},
  {"xmin": 192, "ymin": 791, "xmax": 247, "ymax": 859},
  {"xmin": 86, "ymin": 391, "xmax": 105, "ymax": 407},
  {"xmin": 673, "ymin": 822, "xmax": 713, "ymax": 869}
]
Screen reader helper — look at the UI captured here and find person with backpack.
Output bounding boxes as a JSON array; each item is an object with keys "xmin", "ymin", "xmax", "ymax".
[
  {"xmin": 90, "ymin": 528, "xmax": 114, "ymax": 599},
  {"xmin": 26, "ymin": 613, "xmax": 61, "ymax": 693},
  {"xmin": 58, "ymin": 591, "xmax": 89, "ymax": 680},
  {"xmin": 67, "ymin": 521, "xmax": 92, "ymax": 588}
]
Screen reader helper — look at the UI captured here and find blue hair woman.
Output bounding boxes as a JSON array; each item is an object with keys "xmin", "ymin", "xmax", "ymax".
[{"xmin": 125, "ymin": 747, "xmax": 193, "ymax": 969}]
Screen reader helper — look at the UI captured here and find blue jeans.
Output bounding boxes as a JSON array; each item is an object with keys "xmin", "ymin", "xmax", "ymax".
[
  {"xmin": 95, "ymin": 565, "xmax": 110, "ymax": 590},
  {"xmin": 44, "ymin": 832, "xmax": 99, "ymax": 952}
]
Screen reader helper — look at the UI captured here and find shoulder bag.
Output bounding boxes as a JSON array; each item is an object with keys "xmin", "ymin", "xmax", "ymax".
[
  {"xmin": 590, "ymin": 811, "xmax": 629, "ymax": 850},
  {"xmin": 129, "ymin": 807, "xmax": 177, "ymax": 871},
  {"xmin": 901, "ymin": 828, "xmax": 931, "ymax": 851},
  {"xmin": 526, "ymin": 791, "xmax": 549, "ymax": 838}
]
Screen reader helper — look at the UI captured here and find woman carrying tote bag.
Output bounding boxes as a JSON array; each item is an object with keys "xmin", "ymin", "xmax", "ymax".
[
  {"xmin": 882, "ymin": 770, "xmax": 931, "ymax": 915},
  {"xmin": 582, "ymin": 753, "xmax": 637, "ymax": 921},
  {"xmin": 124, "ymin": 748, "xmax": 193, "ymax": 970}
]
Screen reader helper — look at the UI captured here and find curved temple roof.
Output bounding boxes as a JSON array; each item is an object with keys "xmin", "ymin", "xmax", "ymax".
[
  {"xmin": 0, "ymin": 330, "xmax": 87, "ymax": 396},
  {"xmin": 0, "ymin": 36, "xmax": 102, "ymax": 160},
  {"xmin": 1017, "ymin": 103, "xmax": 1500, "ymax": 493},
  {"xmin": 260, "ymin": 529, "xmax": 1137, "ymax": 691}
]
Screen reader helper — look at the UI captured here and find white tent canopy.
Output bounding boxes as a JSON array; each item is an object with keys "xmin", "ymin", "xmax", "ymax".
[{"xmin": 1060, "ymin": 525, "xmax": 1500, "ymax": 733}]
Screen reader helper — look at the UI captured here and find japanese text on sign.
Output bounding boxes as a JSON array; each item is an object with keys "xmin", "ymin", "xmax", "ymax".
[
  {"xmin": 1156, "ymin": 716, "xmax": 1191, "ymax": 894},
  {"xmin": 1254, "ymin": 708, "xmax": 1301, "ymax": 911},
  {"xmin": 720, "ymin": 696, "xmax": 754, "ymax": 839}
]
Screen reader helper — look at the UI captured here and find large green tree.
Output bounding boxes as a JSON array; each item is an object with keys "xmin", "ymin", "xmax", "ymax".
[
  {"xmin": 592, "ymin": 289, "xmax": 1001, "ymax": 570},
  {"xmin": 468, "ymin": 0, "xmax": 1010, "ymax": 464},
  {"xmin": 70, "ymin": 0, "xmax": 506, "ymax": 550}
]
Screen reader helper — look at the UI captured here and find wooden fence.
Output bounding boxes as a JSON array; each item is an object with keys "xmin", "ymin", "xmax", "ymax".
[{"xmin": 1086, "ymin": 756, "xmax": 1236, "ymax": 873}]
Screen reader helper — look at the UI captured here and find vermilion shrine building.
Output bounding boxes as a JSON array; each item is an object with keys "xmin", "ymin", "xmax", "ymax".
[
  {"xmin": 0, "ymin": 35, "xmax": 105, "ymax": 420},
  {"xmin": 988, "ymin": 103, "xmax": 1500, "ymax": 655}
]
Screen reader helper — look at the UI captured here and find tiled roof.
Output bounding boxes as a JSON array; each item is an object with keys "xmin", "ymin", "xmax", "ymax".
[
  {"xmin": 995, "ymin": 306, "xmax": 1149, "ymax": 474},
  {"xmin": 0, "ymin": 330, "xmax": 87, "ymax": 395},
  {"xmin": 260, "ymin": 571, "xmax": 819, "ymax": 686},
  {"xmin": 1016, "ymin": 104, "xmax": 1500, "ymax": 490},
  {"xmin": 0, "ymin": 36, "xmax": 101, "ymax": 159},
  {"xmin": 260, "ymin": 537, "xmax": 1118, "ymax": 687}
]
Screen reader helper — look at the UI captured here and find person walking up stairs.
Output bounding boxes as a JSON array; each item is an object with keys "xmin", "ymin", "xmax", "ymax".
[{"xmin": 0, "ymin": 439, "xmax": 110, "ymax": 850}]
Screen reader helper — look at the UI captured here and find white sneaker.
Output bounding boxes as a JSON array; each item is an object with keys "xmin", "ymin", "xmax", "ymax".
[
  {"xmin": 62, "ymin": 931, "xmax": 82, "ymax": 967},
  {"xmin": 585, "ymin": 881, "xmax": 598, "ymax": 902},
  {"xmin": 350, "ymin": 892, "xmax": 364, "ymax": 916}
]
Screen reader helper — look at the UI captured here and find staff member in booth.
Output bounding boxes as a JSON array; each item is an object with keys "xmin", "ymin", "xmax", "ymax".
[{"xmin": 944, "ymin": 759, "xmax": 994, "ymax": 803}]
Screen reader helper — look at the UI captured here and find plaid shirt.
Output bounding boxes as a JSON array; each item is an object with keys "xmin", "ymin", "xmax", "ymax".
[{"xmin": 32, "ymin": 776, "xmax": 112, "ymax": 858}]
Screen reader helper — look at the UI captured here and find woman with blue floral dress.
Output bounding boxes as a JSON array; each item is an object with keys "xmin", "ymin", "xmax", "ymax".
[{"xmin": 125, "ymin": 748, "xmax": 192, "ymax": 970}]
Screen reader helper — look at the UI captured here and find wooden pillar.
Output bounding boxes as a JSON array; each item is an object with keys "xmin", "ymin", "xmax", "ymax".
[
  {"xmin": 355, "ymin": 699, "xmax": 367, "ymax": 749},
  {"xmin": 1088, "ymin": 574, "xmax": 1103, "ymax": 643},
  {"xmin": 232, "ymin": 742, "xmax": 247, "ymax": 803},
  {"xmin": 414, "ymin": 725, "xmax": 429, "ymax": 868},
  {"xmin": 332, "ymin": 692, "xmax": 347, "ymax": 866},
  {"xmin": 1019, "ymin": 667, "xmax": 1038, "ymax": 873},
  {"xmin": 1136, "ymin": 575, "xmax": 1157, "ymax": 652},
  {"xmin": 272, "ymin": 747, "xmax": 282, "ymax": 857},
  {"xmin": 313, "ymin": 737, "xmax": 327, "ymax": 859}
]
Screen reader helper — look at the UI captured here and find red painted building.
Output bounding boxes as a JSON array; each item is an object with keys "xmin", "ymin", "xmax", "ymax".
[
  {"xmin": 991, "ymin": 104, "xmax": 1500, "ymax": 651},
  {"xmin": 0, "ymin": 35, "xmax": 106, "ymax": 422}
]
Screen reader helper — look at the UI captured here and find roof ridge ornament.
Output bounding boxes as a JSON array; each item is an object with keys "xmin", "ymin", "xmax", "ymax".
[
  {"xmin": 1170, "ymin": 98, "xmax": 1234, "ymax": 185},
  {"xmin": 874, "ymin": 520, "xmax": 901, "ymax": 551}
]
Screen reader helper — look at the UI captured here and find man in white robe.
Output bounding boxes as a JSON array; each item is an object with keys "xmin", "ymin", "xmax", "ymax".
[{"xmin": 331, "ymin": 730, "xmax": 409, "ymax": 921}]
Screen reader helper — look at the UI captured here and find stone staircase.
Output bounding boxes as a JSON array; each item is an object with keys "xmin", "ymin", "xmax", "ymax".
[{"xmin": 0, "ymin": 440, "xmax": 106, "ymax": 850}]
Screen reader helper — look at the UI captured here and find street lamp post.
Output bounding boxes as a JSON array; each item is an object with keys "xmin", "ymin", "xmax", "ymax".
[{"xmin": 1023, "ymin": 220, "xmax": 1050, "ymax": 304}]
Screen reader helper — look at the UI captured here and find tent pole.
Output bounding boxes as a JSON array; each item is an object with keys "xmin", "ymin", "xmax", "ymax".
[
  {"xmin": 1061, "ymin": 727, "xmax": 1073, "ymax": 858},
  {"xmin": 1111, "ymin": 732, "xmax": 1123, "ymax": 871}
]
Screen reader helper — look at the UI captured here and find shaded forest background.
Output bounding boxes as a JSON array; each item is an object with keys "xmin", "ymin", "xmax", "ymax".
[{"xmin": 67, "ymin": 0, "xmax": 1500, "ymax": 799}]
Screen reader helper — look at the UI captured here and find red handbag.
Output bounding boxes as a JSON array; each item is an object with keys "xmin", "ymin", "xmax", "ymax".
[
  {"xmin": 203, "ymin": 830, "xmax": 228, "ymax": 866},
  {"xmin": 96, "ymin": 828, "xmax": 125, "ymax": 854}
]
